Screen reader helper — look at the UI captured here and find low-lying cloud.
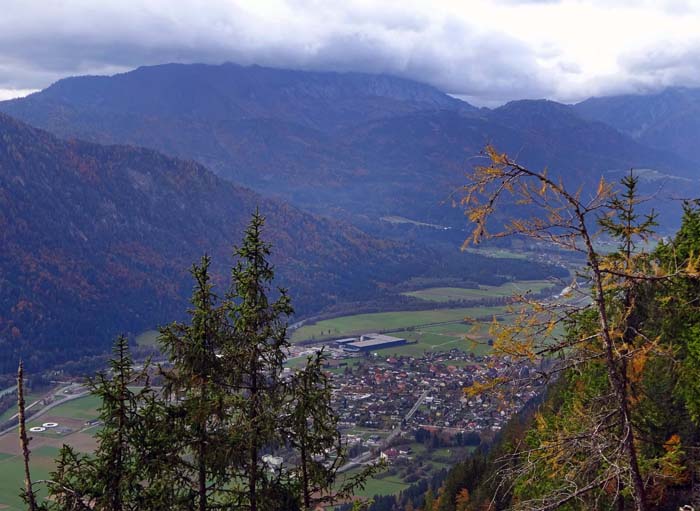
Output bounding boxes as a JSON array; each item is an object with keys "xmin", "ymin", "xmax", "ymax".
[{"xmin": 1, "ymin": 0, "xmax": 699, "ymax": 104}]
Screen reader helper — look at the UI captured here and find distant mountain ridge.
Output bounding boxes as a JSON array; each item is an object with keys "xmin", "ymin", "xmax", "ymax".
[
  {"xmin": 574, "ymin": 87, "xmax": 700, "ymax": 164},
  {"xmin": 10, "ymin": 62, "xmax": 475, "ymax": 133},
  {"xmin": 486, "ymin": 99, "xmax": 695, "ymax": 179},
  {"xmin": 2, "ymin": 63, "xmax": 693, "ymax": 231}
]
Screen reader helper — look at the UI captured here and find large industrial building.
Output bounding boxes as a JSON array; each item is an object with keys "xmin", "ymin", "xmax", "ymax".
[{"xmin": 340, "ymin": 333, "xmax": 407, "ymax": 352}]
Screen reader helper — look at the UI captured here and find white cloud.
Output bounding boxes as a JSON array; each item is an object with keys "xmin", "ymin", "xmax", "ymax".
[
  {"xmin": 0, "ymin": 0, "xmax": 699, "ymax": 104},
  {"xmin": 0, "ymin": 89, "xmax": 38, "ymax": 101}
]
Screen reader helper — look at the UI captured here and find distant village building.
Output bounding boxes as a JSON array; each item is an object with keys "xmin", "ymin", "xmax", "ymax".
[
  {"xmin": 342, "ymin": 333, "xmax": 407, "ymax": 352},
  {"xmin": 262, "ymin": 454, "xmax": 284, "ymax": 473},
  {"xmin": 379, "ymin": 448, "xmax": 399, "ymax": 461}
]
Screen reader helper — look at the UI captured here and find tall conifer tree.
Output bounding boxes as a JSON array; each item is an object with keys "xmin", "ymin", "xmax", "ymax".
[
  {"xmin": 46, "ymin": 337, "xmax": 159, "ymax": 511},
  {"xmin": 158, "ymin": 255, "xmax": 231, "ymax": 510},
  {"xmin": 224, "ymin": 211, "xmax": 294, "ymax": 511}
]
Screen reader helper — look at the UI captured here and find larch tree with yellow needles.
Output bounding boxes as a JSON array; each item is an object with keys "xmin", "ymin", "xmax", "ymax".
[{"xmin": 460, "ymin": 146, "xmax": 693, "ymax": 511}]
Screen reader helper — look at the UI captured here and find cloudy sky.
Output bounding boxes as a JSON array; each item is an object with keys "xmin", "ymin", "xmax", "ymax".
[{"xmin": 2, "ymin": 0, "xmax": 700, "ymax": 105}]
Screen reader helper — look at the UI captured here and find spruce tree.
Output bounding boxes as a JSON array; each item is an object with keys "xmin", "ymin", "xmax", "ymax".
[
  {"xmin": 223, "ymin": 211, "xmax": 293, "ymax": 510},
  {"xmin": 286, "ymin": 350, "xmax": 380, "ymax": 509},
  {"xmin": 47, "ymin": 337, "xmax": 159, "ymax": 511},
  {"xmin": 286, "ymin": 350, "xmax": 342, "ymax": 509},
  {"xmin": 29, "ymin": 212, "xmax": 376, "ymax": 510},
  {"xmin": 158, "ymin": 255, "xmax": 232, "ymax": 510}
]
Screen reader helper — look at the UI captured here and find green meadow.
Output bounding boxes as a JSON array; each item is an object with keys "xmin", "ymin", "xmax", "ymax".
[
  {"xmin": 0, "ymin": 448, "xmax": 56, "ymax": 511},
  {"xmin": 291, "ymin": 306, "xmax": 506, "ymax": 343},
  {"xmin": 34, "ymin": 394, "xmax": 101, "ymax": 422},
  {"xmin": 135, "ymin": 329, "xmax": 160, "ymax": 347},
  {"xmin": 0, "ymin": 394, "xmax": 100, "ymax": 510},
  {"xmin": 402, "ymin": 280, "xmax": 554, "ymax": 303}
]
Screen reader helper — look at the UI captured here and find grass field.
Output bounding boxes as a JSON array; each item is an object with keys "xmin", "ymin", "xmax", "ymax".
[
  {"xmin": 0, "ymin": 392, "xmax": 44, "ymax": 424},
  {"xmin": 393, "ymin": 323, "xmax": 492, "ymax": 357},
  {"xmin": 135, "ymin": 329, "xmax": 160, "ymax": 347},
  {"xmin": 41, "ymin": 394, "xmax": 101, "ymax": 421},
  {"xmin": 0, "ymin": 453, "xmax": 54, "ymax": 510},
  {"xmin": 0, "ymin": 394, "xmax": 100, "ymax": 510},
  {"xmin": 462, "ymin": 247, "xmax": 529, "ymax": 259},
  {"xmin": 403, "ymin": 280, "xmax": 554, "ymax": 303},
  {"xmin": 340, "ymin": 467, "xmax": 411, "ymax": 498},
  {"xmin": 355, "ymin": 472, "xmax": 410, "ymax": 497},
  {"xmin": 292, "ymin": 306, "xmax": 506, "ymax": 343}
]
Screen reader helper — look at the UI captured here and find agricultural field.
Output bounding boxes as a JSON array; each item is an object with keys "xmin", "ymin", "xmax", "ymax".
[
  {"xmin": 291, "ymin": 306, "xmax": 507, "ymax": 343},
  {"xmin": 0, "ymin": 447, "xmax": 56, "ymax": 511},
  {"xmin": 0, "ymin": 394, "xmax": 100, "ymax": 510},
  {"xmin": 390, "ymin": 323, "xmax": 493, "ymax": 357},
  {"xmin": 344, "ymin": 469, "xmax": 410, "ymax": 498},
  {"xmin": 135, "ymin": 329, "xmax": 160, "ymax": 347},
  {"xmin": 30, "ymin": 394, "xmax": 102, "ymax": 424},
  {"xmin": 402, "ymin": 280, "xmax": 555, "ymax": 303},
  {"xmin": 461, "ymin": 247, "xmax": 530, "ymax": 259}
]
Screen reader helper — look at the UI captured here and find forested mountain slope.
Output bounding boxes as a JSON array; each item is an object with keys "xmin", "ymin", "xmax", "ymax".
[
  {"xmin": 0, "ymin": 111, "xmax": 563, "ymax": 375},
  {"xmin": 0, "ymin": 113, "xmax": 412, "ymax": 374},
  {"xmin": 1, "ymin": 63, "xmax": 694, "ymax": 230}
]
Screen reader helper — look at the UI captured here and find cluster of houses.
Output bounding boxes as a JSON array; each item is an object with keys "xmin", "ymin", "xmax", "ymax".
[
  {"xmin": 328, "ymin": 349, "xmax": 541, "ymax": 460},
  {"xmin": 283, "ymin": 332, "xmax": 543, "ymax": 469}
]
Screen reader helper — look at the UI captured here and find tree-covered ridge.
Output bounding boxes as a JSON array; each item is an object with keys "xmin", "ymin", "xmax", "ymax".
[
  {"xmin": 1, "ymin": 63, "xmax": 694, "ymax": 230},
  {"xmin": 0, "ymin": 111, "xmax": 563, "ymax": 377},
  {"xmin": 0, "ymin": 111, "xmax": 410, "ymax": 373}
]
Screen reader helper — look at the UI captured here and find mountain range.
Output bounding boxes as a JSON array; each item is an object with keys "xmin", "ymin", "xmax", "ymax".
[
  {"xmin": 0, "ymin": 110, "xmax": 425, "ymax": 372},
  {"xmin": 1, "ymin": 62, "xmax": 699, "ymax": 375},
  {"xmin": 0, "ymin": 111, "xmax": 560, "ymax": 375},
  {"xmin": 2, "ymin": 63, "xmax": 696, "ymax": 232},
  {"xmin": 575, "ymin": 87, "xmax": 700, "ymax": 165}
]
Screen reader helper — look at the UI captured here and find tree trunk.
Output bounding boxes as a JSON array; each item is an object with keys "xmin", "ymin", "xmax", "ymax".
[
  {"xmin": 300, "ymin": 439, "xmax": 310, "ymax": 510},
  {"xmin": 249, "ymin": 352, "xmax": 258, "ymax": 511},
  {"xmin": 17, "ymin": 362, "xmax": 37, "ymax": 511},
  {"xmin": 198, "ymin": 434, "xmax": 207, "ymax": 511},
  {"xmin": 586, "ymin": 239, "xmax": 647, "ymax": 511}
]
